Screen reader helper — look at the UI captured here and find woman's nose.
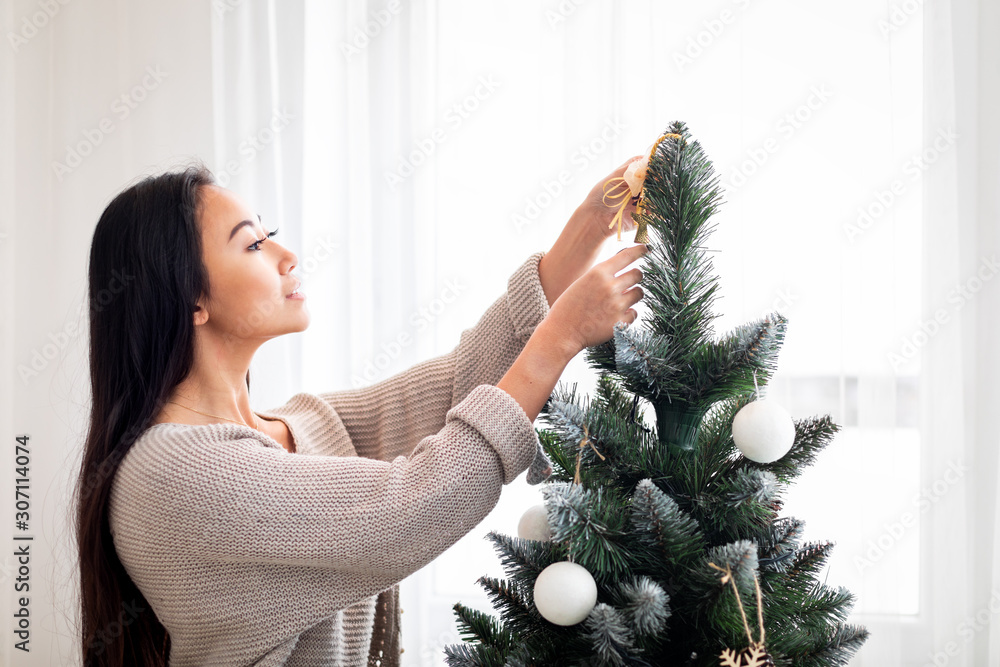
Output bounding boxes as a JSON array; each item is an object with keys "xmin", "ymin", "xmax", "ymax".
[{"xmin": 276, "ymin": 242, "xmax": 297, "ymax": 271}]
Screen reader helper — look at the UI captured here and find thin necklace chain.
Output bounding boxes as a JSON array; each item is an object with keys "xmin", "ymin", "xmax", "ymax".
[{"xmin": 166, "ymin": 400, "xmax": 262, "ymax": 432}]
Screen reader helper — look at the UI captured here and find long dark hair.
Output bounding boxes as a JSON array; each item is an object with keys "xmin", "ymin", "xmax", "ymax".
[{"xmin": 73, "ymin": 164, "xmax": 248, "ymax": 666}]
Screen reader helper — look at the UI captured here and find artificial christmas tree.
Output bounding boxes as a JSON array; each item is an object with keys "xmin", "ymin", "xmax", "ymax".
[{"xmin": 444, "ymin": 121, "xmax": 869, "ymax": 666}]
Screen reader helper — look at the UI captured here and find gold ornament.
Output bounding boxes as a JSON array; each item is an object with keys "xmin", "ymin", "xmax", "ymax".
[
  {"xmin": 602, "ymin": 132, "xmax": 682, "ymax": 242},
  {"xmin": 707, "ymin": 562, "xmax": 775, "ymax": 667}
]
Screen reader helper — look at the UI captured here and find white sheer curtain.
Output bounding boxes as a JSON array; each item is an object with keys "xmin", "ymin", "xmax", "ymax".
[
  {"xmin": 2, "ymin": 0, "xmax": 997, "ymax": 665},
  {"xmin": 928, "ymin": 1, "xmax": 1000, "ymax": 666}
]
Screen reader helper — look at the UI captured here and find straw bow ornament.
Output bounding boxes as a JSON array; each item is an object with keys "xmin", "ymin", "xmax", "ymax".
[{"xmin": 601, "ymin": 132, "xmax": 681, "ymax": 243}]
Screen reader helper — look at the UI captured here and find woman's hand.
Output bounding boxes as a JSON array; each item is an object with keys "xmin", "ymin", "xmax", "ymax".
[
  {"xmin": 573, "ymin": 156, "xmax": 645, "ymax": 241},
  {"xmin": 544, "ymin": 243, "xmax": 649, "ymax": 352},
  {"xmin": 500, "ymin": 235, "xmax": 648, "ymax": 425},
  {"xmin": 537, "ymin": 156, "xmax": 647, "ymax": 308}
]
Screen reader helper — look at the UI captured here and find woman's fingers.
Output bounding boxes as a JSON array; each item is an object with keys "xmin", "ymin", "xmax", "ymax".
[
  {"xmin": 613, "ymin": 155, "xmax": 645, "ymax": 174},
  {"xmin": 617, "ymin": 266, "xmax": 643, "ymax": 286},
  {"xmin": 609, "ymin": 243, "xmax": 649, "ymax": 272},
  {"xmin": 625, "ymin": 283, "xmax": 644, "ymax": 306}
]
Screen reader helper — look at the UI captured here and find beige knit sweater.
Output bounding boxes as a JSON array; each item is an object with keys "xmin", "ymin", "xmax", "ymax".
[{"xmin": 108, "ymin": 250, "xmax": 555, "ymax": 666}]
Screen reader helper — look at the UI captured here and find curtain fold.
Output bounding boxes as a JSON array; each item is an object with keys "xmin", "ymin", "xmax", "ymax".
[
  {"xmin": 922, "ymin": 0, "xmax": 972, "ymax": 662},
  {"xmin": 975, "ymin": 0, "xmax": 1000, "ymax": 659},
  {"xmin": 297, "ymin": 0, "xmax": 443, "ymax": 401},
  {"xmin": 925, "ymin": 0, "xmax": 1000, "ymax": 664}
]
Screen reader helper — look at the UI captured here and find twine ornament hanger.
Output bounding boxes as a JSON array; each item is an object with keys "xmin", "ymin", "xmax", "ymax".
[
  {"xmin": 707, "ymin": 562, "xmax": 775, "ymax": 667},
  {"xmin": 573, "ymin": 423, "xmax": 605, "ymax": 486}
]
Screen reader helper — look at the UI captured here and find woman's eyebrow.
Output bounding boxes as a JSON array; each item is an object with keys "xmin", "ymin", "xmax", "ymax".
[{"xmin": 229, "ymin": 214, "xmax": 263, "ymax": 243}]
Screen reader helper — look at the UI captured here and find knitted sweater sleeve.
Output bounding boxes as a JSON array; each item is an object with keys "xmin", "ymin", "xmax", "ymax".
[
  {"xmin": 317, "ymin": 250, "xmax": 551, "ymax": 463},
  {"xmin": 112, "ymin": 383, "xmax": 542, "ymax": 624}
]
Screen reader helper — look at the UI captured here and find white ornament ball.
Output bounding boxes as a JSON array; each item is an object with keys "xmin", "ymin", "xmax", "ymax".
[
  {"xmin": 732, "ymin": 399, "xmax": 796, "ymax": 463},
  {"xmin": 517, "ymin": 504, "xmax": 552, "ymax": 542},
  {"xmin": 533, "ymin": 561, "xmax": 598, "ymax": 626}
]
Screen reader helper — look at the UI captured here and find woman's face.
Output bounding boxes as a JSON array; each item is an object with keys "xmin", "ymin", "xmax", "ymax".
[{"xmin": 194, "ymin": 184, "xmax": 309, "ymax": 340}]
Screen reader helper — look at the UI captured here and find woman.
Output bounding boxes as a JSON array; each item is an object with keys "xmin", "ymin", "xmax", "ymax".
[{"xmin": 74, "ymin": 159, "xmax": 647, "ymax": 666}]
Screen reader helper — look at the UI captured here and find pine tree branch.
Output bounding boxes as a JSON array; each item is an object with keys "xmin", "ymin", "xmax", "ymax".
[
  {"xmin": 542, "ymin": 482, "xmax": 637, "ymax": 579},
  {"xmin": 795, "ymin": 584, "xmax": 856, "ymax": 630},
  {"xmin": 696, "ymin": 395, "xmax": 752, "ymax": 478},
  {"xmin": 452, "ymin": 603, "xmax": 516, "ymax": 653},
  {"xmin": 780, "ymin": 622, "xmax": 871, "ymax": 667},
  {"xmin": 442, "ymin": 643, "xmax": 506, "ymax": 667},
  {"xmin": 485, "ymin": 531, "xmax": 564, "ymax": 583},
  {"xmin": 756, "ymin": 517, "xmax": 806, "ymax": 573},
  {"xmin": 582, "ymin": 603, "xmax": 636, "ymax": 666},
  {"xmin": 687, "ymin": 469, "xmax": 782, "ymax": 543},
  {"xmin": 787, "ymin": 541, "xmax": 836, "ymax": 582},
  {"xmin": 684, "ymin": 313, "xmax": 787, "ymax": 407},
  {"xmin": 608, "ymin": 576, "xmax": 672, "ymax": 638},
  {"xmin": 732, "ymin": 415, "xmax": 841, "ymax": 483},
  {"xmin": 640, "ymin": 123, "xmax": 725, "ymax": 354},
  {"xmin": 802, "ymin": 623, "xmax": 871, "ymax": 667},
  {"xmin": 629, "ymin": 479, "xmax": 707, "ymax": 579},
  {"xmin": 611, "ymin": 324, "xmax": 686, "ymax": 400},
  {"xmin": 594, "ymin": 372, "xmax": 640, "ymax": 418},
  {"xmin": 476, "ymin": 576, "xmax": 544, "ymax": 640},
  {"xmin": 539, "ymin": 428, "xmax": 578, "ymax": 484},
  {"xmin": 583, "ymin": 337, "xmax": 619, "ymax": 377}
]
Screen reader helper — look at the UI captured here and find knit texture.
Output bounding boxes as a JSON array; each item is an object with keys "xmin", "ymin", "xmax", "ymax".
[{"xmin": 108, "ymin": 250, "xmax": 555, "ymax": 666}]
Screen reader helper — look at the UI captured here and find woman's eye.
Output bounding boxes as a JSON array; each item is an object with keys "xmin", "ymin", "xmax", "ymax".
[{"xmin": 248, "ymin": 228, "xmax": 279, "ymax": 251}]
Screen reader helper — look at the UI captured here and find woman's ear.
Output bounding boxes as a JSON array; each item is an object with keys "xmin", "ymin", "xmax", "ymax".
[{"xmin": 192, "ymin": 300, "xmax": 209, "ymax": 326}]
